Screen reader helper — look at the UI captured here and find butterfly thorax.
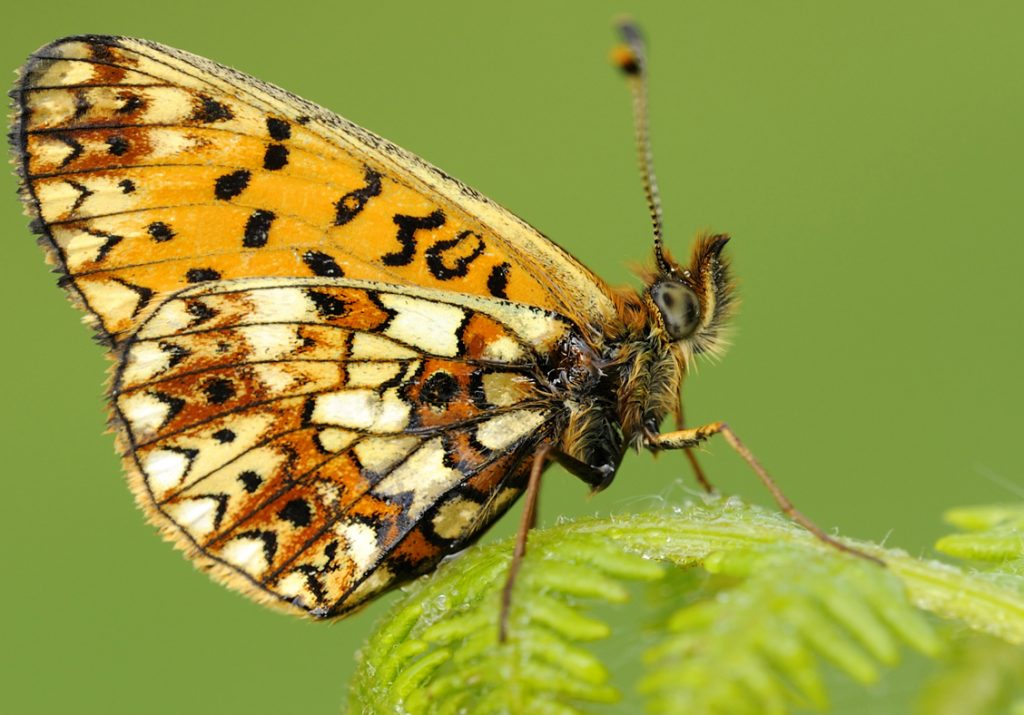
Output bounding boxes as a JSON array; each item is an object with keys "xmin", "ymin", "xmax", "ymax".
[{"xmin": 554, "ymin": 234, "xmax": 735, "ymax": 482}]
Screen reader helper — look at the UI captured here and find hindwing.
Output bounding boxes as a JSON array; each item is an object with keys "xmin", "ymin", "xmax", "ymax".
[{"xmin": 114, "ymin": 276, "xmax": 571, "ymax": 616}]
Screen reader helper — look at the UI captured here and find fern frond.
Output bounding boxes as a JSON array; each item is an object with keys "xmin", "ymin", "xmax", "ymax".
[
  {"xmin": 917, "ymin": 633, "xmax": 1024, "ymax": 715},
  {"xmin": 935, "ymin": 504, "xmax": 1024, "ymax": 565},
  {"xmin": 640, "ymin": 545, "xmax": 936, "ymax": 714},
  {"xmin": 348, "ymin": 526, "xmax": 664, "ymax": 714},
  {"xmin": 348, "ymin": 500, "xmax": 1024, "ymax": 714}
]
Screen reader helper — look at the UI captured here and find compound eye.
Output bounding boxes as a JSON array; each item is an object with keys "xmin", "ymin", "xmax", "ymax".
[{"xmin": 651, "ymin": 281, "xmax": 701, "ymax": 340}]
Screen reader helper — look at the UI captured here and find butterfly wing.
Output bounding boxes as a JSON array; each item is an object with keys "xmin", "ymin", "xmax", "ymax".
[
  {"xmin": 114, "ymin": 276, "xmax": 572, "ymax": 616},
  {"xmin": 10, "ymin": 35, "xmax": 617, "ymax": 616},
  {"xmin": 12, "ymin": 35, "xmax": 619, "ymax": 344}
]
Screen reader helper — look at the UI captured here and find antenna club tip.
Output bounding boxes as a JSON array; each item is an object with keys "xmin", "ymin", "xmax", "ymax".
[{"xmin": 610, "ymin": 44, "xmax": 641, "ymax": 75}]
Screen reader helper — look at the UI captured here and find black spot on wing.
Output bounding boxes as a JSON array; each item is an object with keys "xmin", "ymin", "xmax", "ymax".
[
  {"xmin": 158, "ymin": 340, "xmax": 190, "ymax": 368},
  {"xmin": 116, "ymin": 94, "xmax": 145, "ymax": 115},
  {"xmin": 186, "ymin": 300, "xmax": 217, "ymax": 326},
  {"xmin": 192, "ymin": 94, "xmax": 234, "ymax": 123},
  {"xmin": 147, "ymin": 221, "xmax": 175, "ymax": 242},
  {"xmin": 214, "ymin": 170, "xmax": 251, "ymax": 200},
  {"xmin": 86, "ymin": 228, "xmax": 122, "ymax": 263},
  {"xmin": 421, "ymin": 371, "xmax": 459, "ymax": 409},
  {"xmin": 266, "ymin": 117, "xmax": 291, "ymax": 140},
  {"xmin": 88, "ymin": 41, "xmax": 114, "ymax": 62},
  {"xmin": 203, "ymin": 377, "xmax": 235, "ymax": 404},
  {"xmin": 72, "ymin": 91, "xmax": 91, "ymax": 121},
  {"xmin": 425, "ymin": 230, "xmax": 485, "ymax": 280},
  {"xmin": 242, "ymin": 209, "xmax": 275, "ymax": 248},
  {"xmin": 306, "ymin": 289, "xmax": 348, "ymax": 317},
  {"xmin": 487, "ymin": 262, "xmax": 511, "ymax": 299},
  {"xmin": 106, "ymin": 135, "xmax": 129, "ymax": 156},
  {"xmin": 302, "ymin": 250, "xmax": 344, "ymax": 277},
  {"xmin": 234, "ymin": 530, "xmax": 278, "ymax": 566},
  {"xmin": 383, "ymin": 210, "xmax": 445, "ymax": 267},
  {"xmin": 65, "ymin": 179, "xmax": 93, "ymax": 215},
  {"xmin": 118, "ymin": 178, "xmax": 136, "ymax": 194},
  {"xmin": 238, "ymin": 470, "xmax": 263, "ymax": 493},
  {"xmin": 334, "ymin": 167, "xmax": 382, "ymax": 226},
  {"xmin": 109, "ymin": 277, "xmax": 153, "ymax": 318},
  {"xmin": 300, "ymin": 397, "xmax": 316, "ymax": 426},
  {"xmin": 263, "ymin": 144, "xmax": 289, "ymax": 170},
  {"xmin": 213, "ymin": 428, "xmax": 236, "ymax": 443},
  {"xmin": 278, "ymin": 499, "xmax": 313, "ymax": 527},
  {"xmin": 186, "ymin": 268, "xmax": 221, "ymax": 283}
]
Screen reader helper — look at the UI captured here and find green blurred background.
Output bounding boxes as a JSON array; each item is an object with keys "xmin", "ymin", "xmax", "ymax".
[{"xmin": 2, "ymin": 1, "xmax": 1021, "ymax": 712}]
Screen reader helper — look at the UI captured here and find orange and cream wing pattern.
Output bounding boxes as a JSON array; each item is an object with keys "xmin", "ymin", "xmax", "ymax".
[
  {"xmin": 12, "ymin": 35, "xmax": 618, "ymax": 344},
  {"xmin": 114, "ymin": 276, "xmax": 570, "ymax": 616},
  {"xmin": 8, "ymin": 35, "xmax": 614, "ymax": 616}
]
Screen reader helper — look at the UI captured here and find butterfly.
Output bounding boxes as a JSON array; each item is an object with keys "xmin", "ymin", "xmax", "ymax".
[{"xmin": 10, "ymin": 23, "xmax": 865, "ymax": 628}]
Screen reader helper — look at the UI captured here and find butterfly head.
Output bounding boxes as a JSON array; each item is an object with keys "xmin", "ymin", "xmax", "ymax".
[{"xmin": 645, "ymin": 233, "xmax": 734, "ymax": 360}]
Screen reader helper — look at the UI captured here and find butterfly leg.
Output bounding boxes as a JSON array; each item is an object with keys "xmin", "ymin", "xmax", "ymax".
[
  {"xmin": 500, "ymin": 444, "xmax": 551, "ymax": 642},
  {"xmin": 498, "ymin": 445, "xmax": 617, "ymax": 641},
  {"xmin": 549, "ymin": 450, "xmax": 617, "ymax": 493},
  {"xmin": 652, "ymin": 422, "xmax": 883, "ymax": 565},
  {"xmin": 674, "ymin": 402, "xmax": 715, "ymax": 494}
]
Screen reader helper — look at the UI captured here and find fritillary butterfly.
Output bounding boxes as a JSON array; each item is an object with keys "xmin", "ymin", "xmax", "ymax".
[{"xmin": 9, "ymin": 24, "xmax": 861, "ymax": 624}]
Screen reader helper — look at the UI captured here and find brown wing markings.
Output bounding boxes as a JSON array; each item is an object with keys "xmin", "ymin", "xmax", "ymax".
[
  {"xmin": 321, "ymin": 430, "xmax": 544, "ymax": 616},
  {"xmin": 271, "ymin": 425, "xmax": 545, "ymax": 614},
  {"xmin": 17, "ymin": 81, "xmax": 176, "ymax": 92},
  {"xmin": 122, "ymin": 282, "xmax": 555, "ymax": 370},
  {"xmin": 167, "ymin": 406, "xmax": 552, "ymax": 615},
  {"xmin": 125, "ymin": 324, "xmax": 535, "ymax": 374},
  {"xmin": 122, "ymin": 357, "xmax": 408, "ymax": 393},
  {"xmin": 25, "ymin": 126, "xmax": 357, "ymax": 182}
]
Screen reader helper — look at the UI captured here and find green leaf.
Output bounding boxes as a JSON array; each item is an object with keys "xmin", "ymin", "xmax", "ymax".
[
  {"xmin": 917, "ymin": 633, "xmax": 1024, "ymax": 715},
  {"xmin": 347, "ymin": 500, "xmax": 1024, "ymax": 714},
  {"xmin": 936, "ymin": 504, "xmax": 1024, "ymax": 564}
]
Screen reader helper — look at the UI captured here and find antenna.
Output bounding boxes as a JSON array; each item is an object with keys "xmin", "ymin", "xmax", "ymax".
[{"xmin": 611, "ymin": 19, "xmax": 671, "ymax": 275}]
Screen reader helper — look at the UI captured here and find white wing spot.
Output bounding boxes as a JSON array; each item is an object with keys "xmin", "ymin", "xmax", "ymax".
[
  {"xmin": 239, "ymin": 324, "xmax": 301, "ymax": 361},
  {"xmin": 221, "ymin": 536, "xmax": 271, "ymax": 575},
  {"xmin": 337, "ymin": 522, "xmax": 379, "ymax": 572},
  {"xmin": 379, "ymin": 293, "xmax": 464, "ymax": 357},
  {"xmin": 481, "ymin": 372, "xmax": 530, "ymax": 407},
  {"xmin": 311, "ymin": 389, "xmax": 410, "ymax": 432},
  {"xmin": 166, "ymin": 497, "xmax": 219, "ymax": 537},
  {"xmin": 432, "ymin": 496, "xmax": 483, "ymax": 540},
  {"xmin": 352, "ymin": 435, "xmax": 419, "ymax": 474},
  {"xmin": 350, "ymin": 333, "xmax": 418, "ymax": 360},
  {"xmin": 346, "ymin": 361, "xmax": 403, "ymax": 388},
  {"xmin": 316, "ymin": 428, "xmax": 360, "ymax": 453},
  {"xmin": 481, "ymin": 335, "xmax": 524, "ymax": 362},
  {"xmin": 122, "ymin": 341, "xmax": 173, "ymax": 384},
  {"xmin": 143, "ymin": 449, "xmax": 192, "ymax": 494},
  {"xmin": 248, "ymin": 287, "xmax": 313, "ymax": 323},
  {"xmin": 120, "ymin": 392, "xmax": 174, "ymax": 440},
  {"xmin": 75, "ymin": 278, "xmax": 146, "ymax": 332},
  {"xmin": 475, "ymin": 409, "xmax": 547, "ymax": 451},
  {"xmin": 373, "ymin": 438, "xmax": 463, "ymax": 522}
]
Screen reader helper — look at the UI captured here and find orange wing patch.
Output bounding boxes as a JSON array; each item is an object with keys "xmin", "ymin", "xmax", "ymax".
[
  {"xmin": 14, "ymin": 36, "xmax": 618, "ymax": 343},
  {"xmin": 113, "ymin": 277, "xmax": 568, "ymax": 616}
]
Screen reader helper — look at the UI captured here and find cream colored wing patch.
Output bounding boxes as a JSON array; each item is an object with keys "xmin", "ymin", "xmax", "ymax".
[{"xmin": 113, "ymin": 276, "xmax": 568, "ymax": 616}]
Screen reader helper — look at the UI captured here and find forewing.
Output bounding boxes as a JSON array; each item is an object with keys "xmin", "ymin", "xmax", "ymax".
[
  {"xmin": 115, "ymin": 276, "xmax": 570, "ymax": 616},
  {"xmin": 11, "ymin": 35, "xmax": 618, "ymax": 344}
]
